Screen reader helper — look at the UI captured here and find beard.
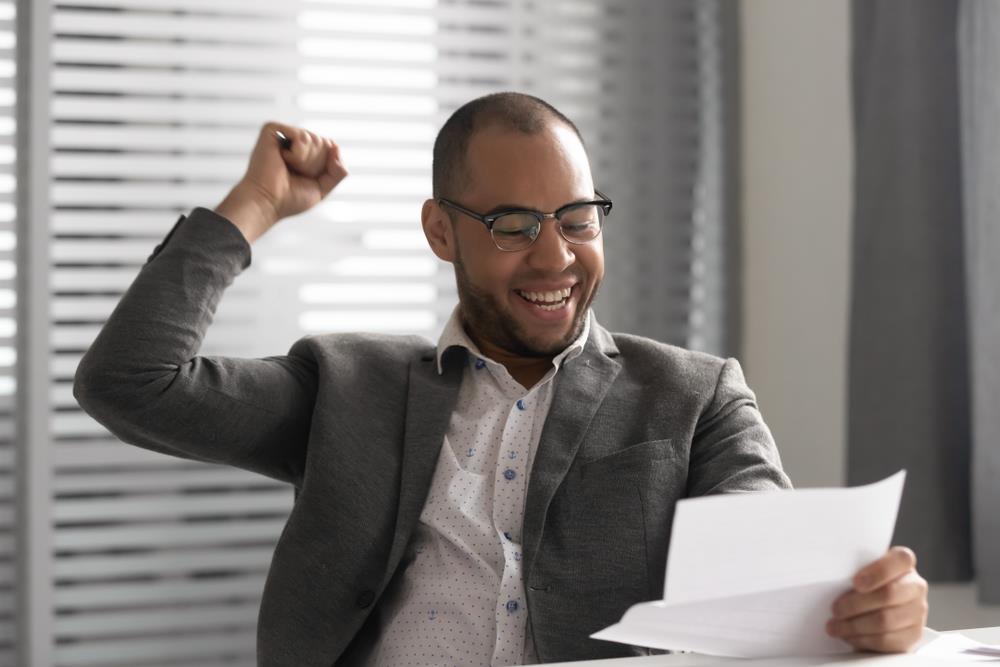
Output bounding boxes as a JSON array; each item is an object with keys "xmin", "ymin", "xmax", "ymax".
[{"xmin": 452, "ymin": 247, "xmax": 597, "ymax": 358}]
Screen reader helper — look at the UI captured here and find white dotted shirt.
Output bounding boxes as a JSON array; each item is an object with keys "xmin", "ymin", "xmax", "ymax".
[{"xmin": 367, "ymin": 307, "xmax": 591, "ymax": 667}]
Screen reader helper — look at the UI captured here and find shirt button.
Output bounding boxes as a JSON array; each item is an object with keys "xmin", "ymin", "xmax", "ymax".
[
  {"xmin": 516, "ymin": 399, "xmax": 526, "ymax": 410},
  {"xmin": 503, "ymin": 468, "xmax": 517, "ymax": 481},
  {"xmin": 506, "ymin": 600, "xmax": 519, "ymax": 613},
  {"xmin": 475, "ymin": 358, "xmax": 486, "ymax": 369},
  {"xmin": 503, "ymin": 531, "xmax": 512, "ymax": 541},
  {"xmin": 356, "ymin": 590, "xmax": 376, "ymax": 608}
]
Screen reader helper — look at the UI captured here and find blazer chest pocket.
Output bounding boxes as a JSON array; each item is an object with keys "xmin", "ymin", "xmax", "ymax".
[
  {"xmin": 557, "ymin": 439, "xmax": 681, "ymax": 599},
  {"xmin": 562, "ymin": 439, "xmax": 686, "ymax": 600},
  {"xmin": 577, "ymin": 438, "xmax": 676, "ymax": 479}
]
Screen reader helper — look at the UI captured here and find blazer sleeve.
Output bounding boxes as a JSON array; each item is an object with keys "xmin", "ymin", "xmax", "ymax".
[
  {"xmin": 73, "ymin": 207, "xmax": 318, "ymax": 487},
  {"xmin": 686, "ymin": 357, "xmax": 793, "ymax": 496}
]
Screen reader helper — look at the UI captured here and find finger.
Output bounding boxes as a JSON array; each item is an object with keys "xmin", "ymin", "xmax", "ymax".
[
  {"xmin": 842, "ymin": 624, "xmax": 924, "ymax": 654},
  {"xmin": 318, "ymin": 139, "xmax": 348, "ymax": 197},
  {"xmin": 258, "ymin": 121, "xmax": 301, "ymax": 150},
  {"xmin": 828, "ymin": 597, "xmax": 928, "ymax": 639},
  {"xmin": 249, "ymin": 122, "xmax": 301, "ymax": 164},
  {"xmin": 832, "ymin": 572, "xmax": 928, "ymax": 619},
  {"xmin": 258, "ymin": 123, "xmax": 310, "ymax": 156},
  {"xmin": 853, "ymin": 546, "xmax": 917, "ymax": 593},
  {"xmin": 277, "ymin": 128, "xmax": 330, "ymax": 178},
  {"xmin": 240, "ymin": 121, "xmax": 299, "ymax": 183}
]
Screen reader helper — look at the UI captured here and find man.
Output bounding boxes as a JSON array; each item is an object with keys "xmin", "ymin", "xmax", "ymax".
[{"xmin": 74, "ymin": 93, "xmax": 928, "ymax": 666}]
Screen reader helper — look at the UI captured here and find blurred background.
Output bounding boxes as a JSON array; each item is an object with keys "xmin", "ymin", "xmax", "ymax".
[{"xmin": 2, "ymin": 0, "xmax": 998, "ymax": 664}]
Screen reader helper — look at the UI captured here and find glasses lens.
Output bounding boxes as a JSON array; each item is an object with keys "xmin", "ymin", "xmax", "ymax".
[
  {"xmin": 558, "ymin": 204, "xmax": 604, "ymax": 243},
  {"xmin": 491, "ymin": 213, "xmax": 540, "ymax": 250}
]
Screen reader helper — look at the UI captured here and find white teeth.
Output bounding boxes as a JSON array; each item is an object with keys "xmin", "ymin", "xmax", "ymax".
[
  {"xmin": 536, "ymin": 301, "xmax": 567, "ymax": 311},
  {"xmin": 518, "ymin": 287, "xmax": 572, "ymax": 304}
]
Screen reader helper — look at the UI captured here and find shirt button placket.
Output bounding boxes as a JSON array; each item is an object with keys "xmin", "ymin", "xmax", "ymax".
[{"xmin": 491, "ymin": 393, "xmax": 533, "ymax": 665}]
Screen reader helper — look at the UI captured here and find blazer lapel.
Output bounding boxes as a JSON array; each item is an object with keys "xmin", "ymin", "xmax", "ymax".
[
  {"xmin": 522, "ymin": 323, "xmax": 621, "ymax": 577},
  {"xmin": 386, "ymin": 349, "xmax": 465, "ymax": 577}
]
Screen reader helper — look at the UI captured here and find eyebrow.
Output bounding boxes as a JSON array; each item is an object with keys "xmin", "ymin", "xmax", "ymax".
[{"xmin": 483, "ymin": 196, "xmax": 595, "ymax": 216}]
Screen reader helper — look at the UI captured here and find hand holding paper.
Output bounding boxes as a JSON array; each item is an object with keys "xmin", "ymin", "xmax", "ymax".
[
  {"xmin": 827, "ymin": 545, "xmax": 928, "ymax": 652},
  {"xmin": 592, "ymin": 471, "xmax": 908, "ymax": 658}
]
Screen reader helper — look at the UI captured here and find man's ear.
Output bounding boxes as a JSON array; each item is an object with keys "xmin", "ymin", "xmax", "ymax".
[{"xmin": 421, "ymin": 198, "xmax": 456, "ymax": 262}]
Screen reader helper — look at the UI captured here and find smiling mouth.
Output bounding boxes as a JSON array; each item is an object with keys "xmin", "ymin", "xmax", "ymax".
[{"xmin": 514, "ymin": 287, "xmax": 573, "ymax": 311}]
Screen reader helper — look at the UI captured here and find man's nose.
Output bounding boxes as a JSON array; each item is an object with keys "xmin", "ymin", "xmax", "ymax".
[{"xmin": 525, "ymin": 218, "xmax": 574, "ymax": 272}]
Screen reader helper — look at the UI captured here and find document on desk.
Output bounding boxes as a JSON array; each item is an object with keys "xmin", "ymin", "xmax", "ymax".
[
  {"xmin": 592, "ymin": 471, "xmax": 906, "ymax": 658},
  {"xmin": 918, "ymin": 632, "xmax": 1000, "ymax": 662}
]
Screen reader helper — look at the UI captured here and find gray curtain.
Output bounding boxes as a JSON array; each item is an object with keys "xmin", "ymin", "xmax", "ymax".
[
  {"xmin": 959, "ymin": 0, "xmax": 1000, "ymax": 604},
  {"xmin": 849, "ymin": 0, "xmax": 999, "ymax": 603}
]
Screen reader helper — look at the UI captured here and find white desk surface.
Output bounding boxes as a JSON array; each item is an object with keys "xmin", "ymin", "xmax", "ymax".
[{"xmin": 540, "ymin": 627, "xmax": 1000, "ymax": 666}]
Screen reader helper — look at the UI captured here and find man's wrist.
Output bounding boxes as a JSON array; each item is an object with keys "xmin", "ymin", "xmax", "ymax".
[{"xmin": 214, "ymin": 181, "xmax": 279, "ymax": 243}]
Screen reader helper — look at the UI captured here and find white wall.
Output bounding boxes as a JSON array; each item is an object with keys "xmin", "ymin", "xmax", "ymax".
[
  {"xmin": 740, "ymin": 0, "xmax": 852, "ymax": 489},
  {"xmin": 739, "ymin": 0, "xmax": 1000, "ymax": 631}
]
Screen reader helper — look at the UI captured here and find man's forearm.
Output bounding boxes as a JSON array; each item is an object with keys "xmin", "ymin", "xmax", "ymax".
[
  {"xmin": 73, "ymin": 122, "xmax": 343, "ymax": 480},
  {"xmin": 71, "ymin": 206, "xmax": 252, "ymax": 457},
  {"xmin": 214, "ymin": 180, "xmax": 279, "ymax": 244},
  {"xmin": 74, "ymin": 207, "xmax": 251, "ymax": 408},
  {"xmin": 73, "ymin": 206, "xmax": 319, "ymax": 484}
]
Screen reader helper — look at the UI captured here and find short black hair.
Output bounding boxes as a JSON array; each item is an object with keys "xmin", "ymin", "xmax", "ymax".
[{"xmin": 431, "ymin": 91, "xmax": 585, "ymax": 199}]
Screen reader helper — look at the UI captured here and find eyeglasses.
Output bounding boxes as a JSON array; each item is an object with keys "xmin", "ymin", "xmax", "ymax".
[{"xmin": 437, "ymin": 190, "xmax": 612, "ymax": 252}]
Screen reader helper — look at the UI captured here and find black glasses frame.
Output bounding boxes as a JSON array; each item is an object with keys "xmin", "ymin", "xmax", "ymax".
[{"xmin": 437, "ymin": 190, "xmax": 613, "ymax": 252}]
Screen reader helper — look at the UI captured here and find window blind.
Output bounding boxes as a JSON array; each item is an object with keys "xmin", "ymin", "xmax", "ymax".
[{"xmin": 17, "ymin": 0, "xmax": 737, "ymax": 664}]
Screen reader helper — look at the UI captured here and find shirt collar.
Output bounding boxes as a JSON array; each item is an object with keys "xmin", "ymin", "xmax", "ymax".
[{"xmin": 435, "ymin": 305, "xmax": 591, "ymax": 375}]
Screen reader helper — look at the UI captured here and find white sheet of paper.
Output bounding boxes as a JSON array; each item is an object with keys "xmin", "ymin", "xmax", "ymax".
[
  {"xmin": 591, "ymin": 471, "xmax": 906, "ymax": 658},
  {"xmin": 917, "ymin": 633, "xmax": 1000, "ymax": 662}
]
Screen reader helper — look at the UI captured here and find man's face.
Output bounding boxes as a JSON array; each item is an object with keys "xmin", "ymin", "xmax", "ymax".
[{"xmin": 447, "ymin": 123, "xmax": 605, "ymax": 358}]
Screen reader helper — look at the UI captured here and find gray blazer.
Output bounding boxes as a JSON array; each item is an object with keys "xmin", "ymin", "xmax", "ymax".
[{"xmin": 74, "ymin": 208, "xmax": 792, "ymax": 666}]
